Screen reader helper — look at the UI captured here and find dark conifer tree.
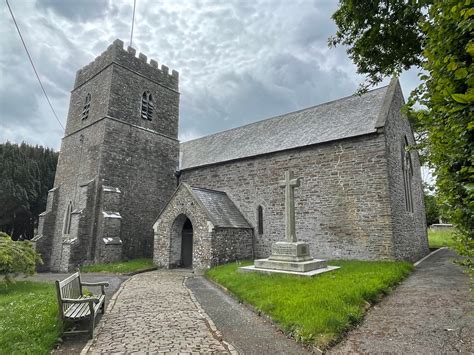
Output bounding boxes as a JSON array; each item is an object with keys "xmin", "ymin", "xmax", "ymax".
[{"xmin": 0, "ymin": 142, "xmax": 58, "ymax": 240}]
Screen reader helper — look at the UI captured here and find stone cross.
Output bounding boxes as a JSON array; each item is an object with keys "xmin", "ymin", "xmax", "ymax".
[{"xmin": 279, "ymin": 170, "xmax": 300, "ymax": 242}]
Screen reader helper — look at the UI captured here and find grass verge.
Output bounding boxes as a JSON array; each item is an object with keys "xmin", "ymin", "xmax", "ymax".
[
  {"xmin": 79, "ymin": 258, "xmax": 154, "ymax": 273},
  {"xmin": 206, "ymin": 260, "xmax": 412, "ymax": 349},
  {"xmin": 0, "ymin": 281, "xmax": 60, "ymax": 354},
  {"xmin": 428, "ymin": 228, "xmax": 456, "ymax": 249}
]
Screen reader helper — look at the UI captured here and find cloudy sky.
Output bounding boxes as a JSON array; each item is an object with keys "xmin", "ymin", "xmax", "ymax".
[{"xmin": 0, "ymin": 0, "xmax": 422, "ymax": 151}]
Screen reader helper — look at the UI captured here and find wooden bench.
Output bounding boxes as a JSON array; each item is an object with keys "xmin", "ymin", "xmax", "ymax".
[{"xmin": 55, "ymin": 272, "xmax": 109, "ymax": 338}]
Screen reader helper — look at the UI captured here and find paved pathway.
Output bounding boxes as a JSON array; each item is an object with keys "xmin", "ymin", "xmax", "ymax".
[
  {"xmin": 330, "ymin": 248, "xmax": 473, "ymax": 354},
  {"xmin": 186, "ymin": 277, "xmax": 310, "ymax": 355},
  {"xmin": 84, "ymin": 270, "xmax": 230, "ymax": 354}
]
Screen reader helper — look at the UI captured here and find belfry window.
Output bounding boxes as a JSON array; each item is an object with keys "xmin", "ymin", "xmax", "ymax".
[
  {"xmin": 82, "ymin": 93, "xmax": 91, "ymax": 120},
  {"xmin": 141, "ymin": 91, "xmax": 154, "ymax": 120},
  {"xmin": 401, "ymin": 137, "xmax": 414, "ymax": 212},
  {"xmin": 257, "ymin": 205, "xmax": 264, "ymax": 235}
]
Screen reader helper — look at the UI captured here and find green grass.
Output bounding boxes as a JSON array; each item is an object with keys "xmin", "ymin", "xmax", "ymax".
[
  {"xmin": 79, "ymin": 258, "xmax": 154, "ymax": 273},
  {"xmin": 0, "ymin": 281, "xmax": 60, "ymax": 354},
  {"xmin": 428, "ymin": 228, "xmax": 457, "ymax": 249},
  {"xmin": 206, "ymin": 260, "xmax": 412, "ymax": 349}
]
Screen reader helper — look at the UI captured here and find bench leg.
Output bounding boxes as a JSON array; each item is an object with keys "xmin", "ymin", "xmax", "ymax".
[
  {"xmin": 101, "ymin": 300, "xmax": 106, "ymax": 314},
  {"xmin": 89, "ymin": 316, "xmax": 95, "ymax": 339}
]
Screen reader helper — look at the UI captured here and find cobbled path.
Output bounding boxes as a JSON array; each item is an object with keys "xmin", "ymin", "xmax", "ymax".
[{"xmin": 85, "ymin": 270, "xmax": 229, "ymax": 354}]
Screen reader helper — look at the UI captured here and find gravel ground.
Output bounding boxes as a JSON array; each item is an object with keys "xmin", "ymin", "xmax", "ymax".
[{"xmin": 330, "ymin": 248, "xmax": 473, "ymax": 354}]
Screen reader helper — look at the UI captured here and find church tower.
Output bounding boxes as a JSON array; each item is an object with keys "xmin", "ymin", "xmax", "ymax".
[{"xmin": 34, "ymin": 39, "xmax": 179, "ymax": 271}]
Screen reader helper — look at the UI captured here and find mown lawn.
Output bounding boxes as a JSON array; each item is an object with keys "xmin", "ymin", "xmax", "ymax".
[
  {"xmin": 206, "ymin": 260, "xmax": 412, "ymax": 349},
  {"xmin": 80, "ymin": 258, "xmax": 154, "ymax": 273},
  {"xmin": 428, "ymin": 228, "xmax": 457, "ymax": 249},
  {"xmin": 0, "ymin": 281, "xmax": 60, "ymax": 354}
]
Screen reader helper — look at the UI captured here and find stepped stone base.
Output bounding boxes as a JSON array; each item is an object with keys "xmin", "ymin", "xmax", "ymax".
[
  {"xmin": 241, "ymin": 240, "xmax": 340, "ymax": 276},
  {"xmin": 254, "ymin": 258, "xmax": 327, "ymax": 272},
  {"xmin": 240, "ymin": 264, "xmax": 340, "ymax": 277}
]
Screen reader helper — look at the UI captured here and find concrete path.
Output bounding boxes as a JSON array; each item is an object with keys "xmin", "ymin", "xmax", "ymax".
[
  {"xmin": 83, "ymin": 270, "xmax": 231, "ymax": 354},
  {"xmin": 330, "ymin": 248, "xmax": 473, "ymax": 354},
  {"xmin": 186, "ymin": 277, "xmax": 310, "ymax": 355}
]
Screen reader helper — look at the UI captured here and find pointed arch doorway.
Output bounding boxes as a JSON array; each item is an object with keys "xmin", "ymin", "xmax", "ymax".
[{"xmin": 180, "ymin": 218, "xmax": 193, "ymax": 268}]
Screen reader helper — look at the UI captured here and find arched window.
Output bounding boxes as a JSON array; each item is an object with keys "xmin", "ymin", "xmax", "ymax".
[
  {"xmin": 401, "ymin": 137, "xmax": 414, "ymax": 212},
  {"xmin": 63, "ymin": 201, "xmax": 73, "ymax": 235},
  {"xmin": 82, "ymin": 93, "xmax": 91, "ymax": 120},
  {"xmin": 257, "ymin": 205, "xmax": 263, "ymax": 235},
  {"xmin": 141, "ymin": 91, "xmax": 154, "ymax": 121}
]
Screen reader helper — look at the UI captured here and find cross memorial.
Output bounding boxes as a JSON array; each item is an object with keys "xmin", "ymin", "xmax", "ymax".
[
  {"xmin": 245, "ymin": 169, "xmax": 338, "ymax": 275},
  {"xmin": 278, "ymin": 170, "xmax": 300, "ymax": 243}
]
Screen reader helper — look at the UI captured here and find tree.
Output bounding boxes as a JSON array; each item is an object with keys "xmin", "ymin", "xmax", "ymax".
[
  {"xmin": 424, "ymin": 192, "xmax": 440, "ymax": 226},
  {"xmin": 0, "ymin": 142, "xmax": 58, "ymax": 240},
  {"xmin": 330, "ymin": 0, "xmax": 473, "ymax": 265},
  {"xmin": 0, "ymin": 232, "xmax": 42, "ymax": 283}
]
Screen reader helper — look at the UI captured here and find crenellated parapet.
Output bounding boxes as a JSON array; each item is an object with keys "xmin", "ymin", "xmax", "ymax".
[{"xmin": 74, "ymin": 39, "xmax": 179, "ymax": 91}]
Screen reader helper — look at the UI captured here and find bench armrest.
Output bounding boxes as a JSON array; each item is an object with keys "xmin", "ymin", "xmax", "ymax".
[
  {"xmin": 81, "ymin": 282, "xmax": 109, "ymax": 287},
  {"xmin": 62, "ymin": 297, "xmax": 100, "ymax": 304},
  {"xmin": 80, "ymin": 281, "xmax": 109, "ymax": 295}
]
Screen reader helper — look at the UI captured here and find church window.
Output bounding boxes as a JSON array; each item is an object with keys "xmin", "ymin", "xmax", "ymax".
[
  {"xmin": 63, "ymin": 201, "xmax": 73, "ymax": 235},
  {"xmin": 257, "ymin": 205, "xmax": 264, "ymax": 235},
  {"xmin": 141, "ymin": 91, "xmax": 154, "ymax": 120},
  {"xmin": 82, "ymin": 93, "xmax": 91, "ymax": 120},
  {"xmin": 401, "ymin": 137, "xmax": 414, "ymax": 212}
]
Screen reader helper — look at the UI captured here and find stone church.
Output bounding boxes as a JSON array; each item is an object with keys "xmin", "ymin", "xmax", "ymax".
[{"xmin": 34, "ymin": 39, "xmax": 428, "ymax": 272}]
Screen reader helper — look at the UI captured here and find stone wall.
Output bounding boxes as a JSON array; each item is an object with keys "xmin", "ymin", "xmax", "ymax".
[
  {"xmin": 211, "ymin": 228, "xmax": 253, "ymax": 265},
  {"xmin": 49, "ymin": 121, "xmax": 107, "ymax": 271},
  {"xmin": 383, "ymin": 82, "xmax": 429, "ymax": 261},
  {"xmin": 181, "ymin": 133, "xmax": 396, "ymax": 261},
  {"xmin": 101, "ymin": 119, "xmax": 178, "ymax": 258}
]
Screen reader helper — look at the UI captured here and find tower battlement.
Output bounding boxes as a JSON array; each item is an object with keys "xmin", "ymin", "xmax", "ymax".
[{"xmin": 74, "ymin": 39, "xmax": 179, "ymax": 91}]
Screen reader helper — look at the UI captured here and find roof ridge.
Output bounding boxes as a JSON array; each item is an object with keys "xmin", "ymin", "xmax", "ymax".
[
  {"xmin": 181, "ymin": 84, "xmax": 389, "ymax": 145},
  {"xmin": 191, "ymin": 186, "xmax": 227, "ymax": 194}
]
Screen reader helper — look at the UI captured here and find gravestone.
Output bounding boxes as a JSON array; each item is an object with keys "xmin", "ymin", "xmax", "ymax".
[{"xmin": 241, "ymin": 170, "xmax": 339, "ymax": 276}]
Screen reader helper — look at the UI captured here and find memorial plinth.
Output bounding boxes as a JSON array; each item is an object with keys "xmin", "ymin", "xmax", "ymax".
[
  {"xmin": 254, "ymin": 241, "xmax": 328, "ymax": 273},
  {"xmin": 240, "ymin": 171, "xmax": 339, "ymax": 276}
]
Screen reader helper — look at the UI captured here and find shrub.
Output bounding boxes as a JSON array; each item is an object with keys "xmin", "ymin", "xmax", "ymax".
[{"xmin": 0, "ymin": 232, "xmax": 42, "ymax": 283}]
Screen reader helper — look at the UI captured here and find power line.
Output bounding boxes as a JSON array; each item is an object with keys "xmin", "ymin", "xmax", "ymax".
[
  {"xmin": 5, "ymin": 0, "xmax": 64, "ymax": 130},
  {"xmin": 129, "ymin": 0, "xmax": 137, "ymax": 48}
]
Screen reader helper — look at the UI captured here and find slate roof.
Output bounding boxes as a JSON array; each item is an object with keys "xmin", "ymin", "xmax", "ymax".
[
  {"xmin": 180, "ymin": 81, "xmax": 397, "ymax": 170},
  {"xmin": 189, "ymin": 186, "xmax": 251, "ymax": 229}
]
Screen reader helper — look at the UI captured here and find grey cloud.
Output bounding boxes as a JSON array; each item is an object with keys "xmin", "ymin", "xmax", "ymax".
[
  {"xmin": 36, "ymin": 0, "xmax": 111, "ymax": 23},
  {"xmin": 2, "ymin": 0, "xmax": 418, "ymax": 153}
]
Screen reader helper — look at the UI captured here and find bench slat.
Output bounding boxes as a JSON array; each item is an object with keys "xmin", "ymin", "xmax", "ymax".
[
  {"xmin": 58, "ymin": 272, "xmax": 80, "ymax": 288},
  {"xmin": 65, "ymin": 302, "xmax": 88, "ymax": 319},
  {"xmin": 66, "ymin": 296, "xmax": 89, "ymax": 318},
  {"xmin": 64, "ymin": 295, "xmax": 105, "ymax": 319}
]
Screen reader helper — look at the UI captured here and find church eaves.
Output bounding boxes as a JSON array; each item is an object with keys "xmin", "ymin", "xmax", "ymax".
[{"xmin": 180, "ymin": 79, "xmax": 401, "ymax": 170}]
